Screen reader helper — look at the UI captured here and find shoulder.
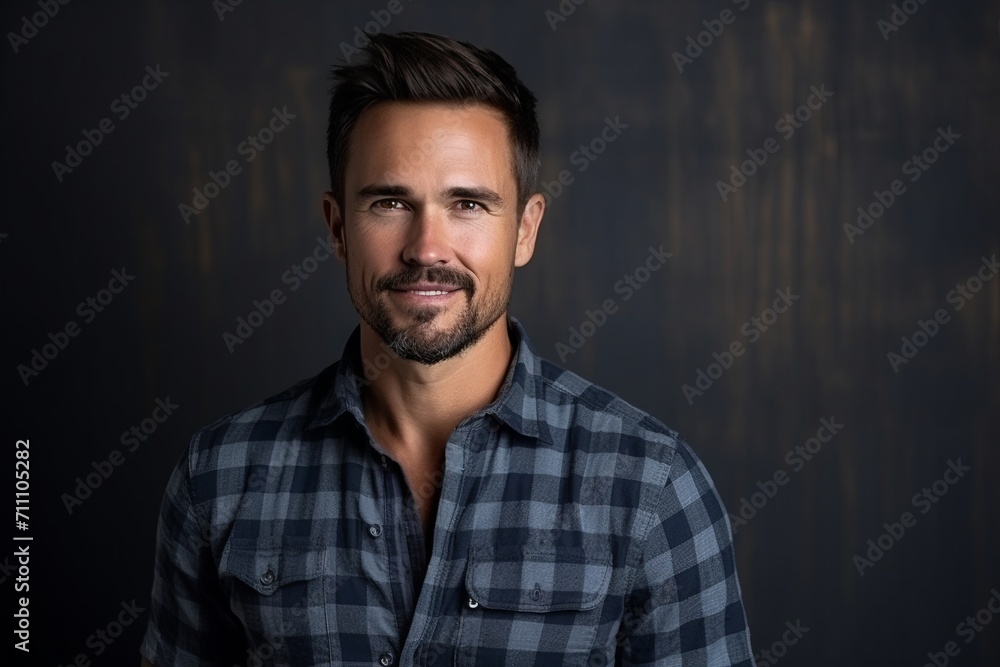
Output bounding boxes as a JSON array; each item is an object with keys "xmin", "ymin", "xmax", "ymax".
[
  {"xmin": 181, "ymin": 361, "xmax": 341, "ymax": 499},
  {"xmin": 531, "ymin": 354, "xmax": 686, "ymax": 468},
  {"xmin": 529, "ymin": 353, "xmax": 723, "ymax": 507},
  {"xmin": 524, "ymin": 351, "xmax": 725, "ymax": 556}
]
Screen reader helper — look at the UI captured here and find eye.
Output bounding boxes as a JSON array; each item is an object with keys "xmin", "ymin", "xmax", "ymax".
[
  {"xmin": 373, "ymin": 198, "xmax": 406, "ymax": 212},
  {"xmin": 454, "ymin": 200, "xmax": 484, "ymax": 213}
]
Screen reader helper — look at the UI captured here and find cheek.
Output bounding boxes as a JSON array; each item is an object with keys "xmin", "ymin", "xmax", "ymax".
[
  {"xmin": 347, "ymin": 228, "xmax": 400, "ymax": 272},
  {"xmin": 463, "ymin": 240, "xmax": 517, "ymax": 288}
]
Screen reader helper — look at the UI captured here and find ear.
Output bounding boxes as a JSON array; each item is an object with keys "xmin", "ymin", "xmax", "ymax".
[
  {"xmin": 322, "ymin": 192, "xmax": 347, "ymax": 263},
  {"xmin": 514, "ymin": 193, "xmax": 545, "ymax": 268}
]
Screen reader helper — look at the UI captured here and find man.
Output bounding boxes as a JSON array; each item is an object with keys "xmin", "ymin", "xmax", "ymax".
[{"xmin": 140, "ymin": 31, "xmax": 755, "ymax": 666}]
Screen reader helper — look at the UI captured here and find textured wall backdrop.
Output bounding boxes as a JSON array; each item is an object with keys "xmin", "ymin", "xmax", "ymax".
[{"xmin": 3, "ymin": 0, "xmax": 998, "ymax": 664}]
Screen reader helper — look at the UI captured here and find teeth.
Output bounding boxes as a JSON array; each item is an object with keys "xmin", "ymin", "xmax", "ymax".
[{"xmin": 411, "ymin": 290, "xmax": 449, "ymax": 296}]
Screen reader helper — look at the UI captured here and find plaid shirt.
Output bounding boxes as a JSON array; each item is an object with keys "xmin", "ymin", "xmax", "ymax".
[{"xmin": 140, "ymin": 316, "xmax": 755, "ymax": 666}]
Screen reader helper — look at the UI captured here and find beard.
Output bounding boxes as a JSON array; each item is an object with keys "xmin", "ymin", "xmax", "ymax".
[{"xmin": 346, "ymin": 253, "xmax": 512, "ymax": 365}]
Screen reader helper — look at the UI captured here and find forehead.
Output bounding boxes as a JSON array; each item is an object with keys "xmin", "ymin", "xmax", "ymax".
[{"xmin": 345, "ymin": 101, "xmax": 515, "ymax": 191}]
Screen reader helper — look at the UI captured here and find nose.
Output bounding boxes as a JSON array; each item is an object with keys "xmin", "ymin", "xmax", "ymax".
[{"xmin": 401, "ymin": 208, "xmax": 450, "ymax": 266}]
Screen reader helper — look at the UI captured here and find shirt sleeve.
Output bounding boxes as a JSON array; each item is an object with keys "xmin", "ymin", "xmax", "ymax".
[
  {"xmin": 620, "ymin": 440, "xmax": 755, "ymax": 666},
  {"xmin": 139, "ymin": 441, "xmax": 248, "ymax": 666}
]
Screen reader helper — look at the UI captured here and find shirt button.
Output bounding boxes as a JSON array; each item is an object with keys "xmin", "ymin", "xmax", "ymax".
[
  {"xmin": 467, "ymin": 596, "xmax": 479, "ymax": 609},
  {"xmin": 379, "ymin": 652, "xmax": 394, "ymax": 666},
  {"xmin": 369, "ymin": 524, "xmax": 383, "ymax": 538},
  {"xmin": 260, "ymin": 569, "xmax": 275, "ymax": 585}
]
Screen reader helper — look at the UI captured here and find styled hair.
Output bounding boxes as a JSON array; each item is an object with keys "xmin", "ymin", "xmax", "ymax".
[{"xmin": 326, "ymin": 31, "xmax": 540, "ymax": 214}]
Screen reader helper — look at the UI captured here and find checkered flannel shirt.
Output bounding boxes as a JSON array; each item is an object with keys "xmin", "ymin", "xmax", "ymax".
[{"xmin": 140, "ymin": 315, "xmax": 754, "ymax": 666}]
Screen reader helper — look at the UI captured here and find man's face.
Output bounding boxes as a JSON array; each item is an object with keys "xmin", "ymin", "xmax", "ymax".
[{"xmin": 324, "ymin": 102, "xmax": 543, "ymax": 365}]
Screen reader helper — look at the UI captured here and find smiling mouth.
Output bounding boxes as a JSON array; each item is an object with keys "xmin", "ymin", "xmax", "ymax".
[
  {"xmin": 402, "ymin": 289, "xmax": 455, "ymax": 296},
  {"xmin": 388, "ymin": 287, "xmax": 465, "ymax": 302}
]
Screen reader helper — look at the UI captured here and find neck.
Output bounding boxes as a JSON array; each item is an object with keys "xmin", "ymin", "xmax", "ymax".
[{"xmin": 358, "ymin": 315, "xmax": 513, "ymax": 457}]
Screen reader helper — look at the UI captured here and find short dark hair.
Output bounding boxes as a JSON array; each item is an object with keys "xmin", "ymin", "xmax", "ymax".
[{"xmin": 326, "ymin": 31, "xmax": 540, "ymax": 214}]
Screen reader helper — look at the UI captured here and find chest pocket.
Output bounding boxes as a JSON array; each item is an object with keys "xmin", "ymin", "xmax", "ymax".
[
  {"xmin": 456, "ymin": 544, "xmax": 612, "ymax": 666},
  {"xmin": 219, "ymin": 543, "xmax": 330, "ymax": 665}
]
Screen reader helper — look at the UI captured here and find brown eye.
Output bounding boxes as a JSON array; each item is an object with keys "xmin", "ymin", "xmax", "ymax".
[{"xmin": 456, "ymin": 200, "xmax": 483, "ymax": 212}]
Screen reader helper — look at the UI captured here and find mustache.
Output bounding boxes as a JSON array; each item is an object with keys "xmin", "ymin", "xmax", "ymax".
[{"xmin": 377, "ymin": 266, "xmax": 474, "ymax": 292}]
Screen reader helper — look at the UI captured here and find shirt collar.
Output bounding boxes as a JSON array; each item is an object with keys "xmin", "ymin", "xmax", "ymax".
[{"xmin": 306, "ymin": 315, "xmax": 543, "ymax": 441}]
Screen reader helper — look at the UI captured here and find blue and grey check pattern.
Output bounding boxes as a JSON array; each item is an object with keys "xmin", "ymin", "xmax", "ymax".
[{"xmin": 140, "ymin": 316, "xmax": 755, "ymax": 666}]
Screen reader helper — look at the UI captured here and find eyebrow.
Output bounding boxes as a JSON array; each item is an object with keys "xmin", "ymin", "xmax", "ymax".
[
  {"xmin": 446, "ymin": 186, "xmax": 504, "ymax": 208},
  {"xmin": 356, "ymin": 184, "xmax": 413, "ymax": 200},
  {"xmin": 355, "ymin": 184, "xmax": 505, "ymax": 208}
]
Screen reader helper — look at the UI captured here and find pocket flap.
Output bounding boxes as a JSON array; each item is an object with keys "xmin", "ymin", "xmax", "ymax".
[
  {"xmin": 221, "ymin": 544, "xmax": 327, "ymax": 595},
  {"xmin": 465, "ymin": 544, "xmax": 611, "ymax": 612}
]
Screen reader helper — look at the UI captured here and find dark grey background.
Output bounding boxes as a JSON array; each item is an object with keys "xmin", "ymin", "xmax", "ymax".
[{"xmin": 2, "ymin": 0, "xmax": 998, "ymax": 664}]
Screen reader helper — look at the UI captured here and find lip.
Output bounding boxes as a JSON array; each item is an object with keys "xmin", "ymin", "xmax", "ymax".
[
  {"xmin": 392, "ymin": 283, "xmax": 463, "ymax": 293},
  {"xmin": 389, "ymin": 284, "xmax": 464, "ymax": 304}
]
